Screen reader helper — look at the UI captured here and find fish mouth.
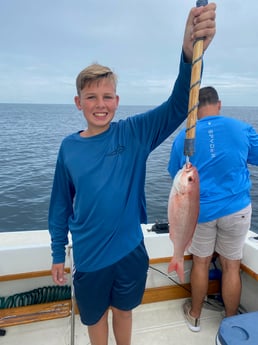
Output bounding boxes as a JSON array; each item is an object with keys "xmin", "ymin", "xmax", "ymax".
[{"xmin": 185, "ymin": 162, "xmax": 192, "ymax": 170}]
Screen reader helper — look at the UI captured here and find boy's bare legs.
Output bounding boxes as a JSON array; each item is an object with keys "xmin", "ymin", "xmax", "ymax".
[
  {"xmin": 219, "ymin": 256, "xmax": 241, "ymax": 317},
  {"xmin": 87, "ymin": 309, "xmax": 109, "ymax": 345},
  {"xmin": 190, "ymin": 254, "xmax": 213, "ymax": 318},
  {"xmin": 112, "ymin": 307, "xmax": 132, "ymax": 345},
  {"xmin": 87, "ymin": 307, "xmax": 132, "ymax": 345}
]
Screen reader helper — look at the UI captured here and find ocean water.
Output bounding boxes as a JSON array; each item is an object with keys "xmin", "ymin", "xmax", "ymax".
[{"xmin": 0, "ymin": 103, "xmax": 258, "ymax": 233}]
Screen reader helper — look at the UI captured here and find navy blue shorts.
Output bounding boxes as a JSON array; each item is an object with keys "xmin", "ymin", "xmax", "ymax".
[{"xmin": 73, "ymin": 240, "xmax": 149, "ymax": 325}]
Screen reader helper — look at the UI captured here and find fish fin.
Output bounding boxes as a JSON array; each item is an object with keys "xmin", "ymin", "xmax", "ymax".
[{"xmin": 168, "ymin": 257, "xmax": 185, "ymax": 283}]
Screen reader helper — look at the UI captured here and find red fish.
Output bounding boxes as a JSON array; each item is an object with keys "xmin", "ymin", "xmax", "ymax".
[{"xmin": 167, "ymin": 163, "xmax": 199, "ymax": 283}]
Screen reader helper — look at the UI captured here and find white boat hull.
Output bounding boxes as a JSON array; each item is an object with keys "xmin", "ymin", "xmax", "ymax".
[{"xmin": 1, "ymin": 225, "xmax": 258, "ymax": 345}]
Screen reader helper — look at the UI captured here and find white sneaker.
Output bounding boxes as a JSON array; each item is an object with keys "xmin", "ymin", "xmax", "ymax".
[{"xmin": 183, "ymin": 299, "xmax": 200, "ymax": 332}]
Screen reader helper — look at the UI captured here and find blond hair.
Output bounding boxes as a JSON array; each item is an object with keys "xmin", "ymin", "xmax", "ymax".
[{"xmin": 76, "ymin": 63, "xmax": 117, "ymax": 96}]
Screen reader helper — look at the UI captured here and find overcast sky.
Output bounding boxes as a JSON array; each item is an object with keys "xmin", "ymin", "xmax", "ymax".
[{"xmin": 1, "ymin": 0, "xmax": 257, "ymax": 106}]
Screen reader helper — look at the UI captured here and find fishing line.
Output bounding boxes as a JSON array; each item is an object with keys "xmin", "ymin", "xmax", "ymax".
[
  {"xmin": 149, "ymin": 265, "xmax": 191, "ymax": 294},
  {"xmin": 149, "ymin": 264, "xmax": 224, "ymax": 312}
]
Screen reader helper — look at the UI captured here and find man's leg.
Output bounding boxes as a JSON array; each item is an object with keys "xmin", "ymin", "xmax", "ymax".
[
  {"xmin": 190, "ymin": 254, "xmax": 213, "ymax": 318},
  {"xmin": 216, "ymin": 205, "xmax": 251, "ymax": 317},
  {"xmin": 219, "ymin": 256, "xmax": 241, "ymax": 317}
]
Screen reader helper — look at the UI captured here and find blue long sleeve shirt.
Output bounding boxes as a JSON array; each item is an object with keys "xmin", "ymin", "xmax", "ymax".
[{"xmin": 49, "ymin": 54, "xmax": 191, "ymax": 272}]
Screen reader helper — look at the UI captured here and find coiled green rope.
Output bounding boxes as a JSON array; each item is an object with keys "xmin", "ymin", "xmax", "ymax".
[{"xmin": 0, "ymin": 285, "xmax": 71, "ymax": 309}]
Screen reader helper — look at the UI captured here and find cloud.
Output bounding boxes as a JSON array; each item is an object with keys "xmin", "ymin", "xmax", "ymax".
[{"xmin": 0, "ymin": 0, "xmax": 258, "ymax": 105}]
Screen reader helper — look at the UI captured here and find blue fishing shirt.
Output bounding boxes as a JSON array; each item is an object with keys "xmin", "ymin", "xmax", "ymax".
[{"xmin": 168, "ymin": 115, "xmax": 258, "ymax": 223}]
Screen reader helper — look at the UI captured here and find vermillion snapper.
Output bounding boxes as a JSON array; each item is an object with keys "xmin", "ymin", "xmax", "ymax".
[{"xmin": 167, "ymin": 163, "xmax": 200, "ymax": 283}]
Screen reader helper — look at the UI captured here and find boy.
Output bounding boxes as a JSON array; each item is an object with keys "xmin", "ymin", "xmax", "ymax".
[{"xmin": 49, "ymin": 4, "xmax": 216, "ymax": 345}]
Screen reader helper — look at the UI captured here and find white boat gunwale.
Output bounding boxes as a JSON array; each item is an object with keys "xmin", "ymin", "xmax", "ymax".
[{"xmin": 0, "ymin": 225, "xmax": 258, "ymax": 329}]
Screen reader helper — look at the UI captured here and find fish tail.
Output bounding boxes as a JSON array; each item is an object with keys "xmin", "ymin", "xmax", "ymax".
[{"xmin": 168, "ymin": 257, "xmax": 185, "ymax": 283}]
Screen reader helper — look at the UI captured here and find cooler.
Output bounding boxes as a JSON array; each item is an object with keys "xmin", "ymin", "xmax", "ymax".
[{"xmin": 216, "ymin": 311, "xmax": 258, "ymax": 345}]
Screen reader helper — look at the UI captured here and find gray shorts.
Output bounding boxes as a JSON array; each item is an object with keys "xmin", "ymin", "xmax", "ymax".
[{"xmin": 189, "ymin": 204, "xmax": 252, "ymax": 260}]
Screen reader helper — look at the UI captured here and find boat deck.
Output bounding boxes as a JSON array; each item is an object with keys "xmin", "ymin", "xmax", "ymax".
[{"xmin": 2, "ymin": 298, "xmax": 223, "ymax": 345}]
